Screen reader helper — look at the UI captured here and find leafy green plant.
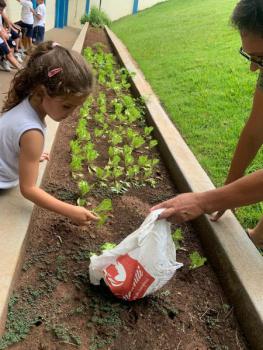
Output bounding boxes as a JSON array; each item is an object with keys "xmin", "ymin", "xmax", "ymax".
[
  {"xmin": 189, "ymin": 251, "xmax": 207, "ymax": 269},
  {"xmin": 131, "ymin": 135, "xmax": 145, "ymax": 149},
  {"xmin": 77, "ymin": 180, "xmax": 92, "ymax": 206},
  {"xmin": 70, "ymin": 155, "xmax": 83, "ymax": 172},
  {"xmin": 100, "ymin": 242, "xmax": 117, "ymax": 251},
  {"xmin": 93, "ymin": 199, "xmax": 112, "ymax": 226},
  {"xmin": 172, "ymin": 228, "xmax": 184, "ymax": 249},
  {"xmin": 85, "ymin": 143, "xmax": 99, "ymax": 164},
  {"xmin": 80, "ymin": 7, "xmax": 111, "ymax": 27},
  {"xmin": 70, "ymin": 140, "xmax": 82, "ymax": 155}
]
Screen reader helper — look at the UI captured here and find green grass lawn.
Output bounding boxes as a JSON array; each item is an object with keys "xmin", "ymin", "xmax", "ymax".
[{"xmin": 110, "ymin": 0, "xmax": 263, "ymax": 228}]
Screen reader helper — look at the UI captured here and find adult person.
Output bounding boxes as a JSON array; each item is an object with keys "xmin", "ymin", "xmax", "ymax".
[{"xmin": 151, "ymin": 0, "xmax": 263, "ymax": 249}]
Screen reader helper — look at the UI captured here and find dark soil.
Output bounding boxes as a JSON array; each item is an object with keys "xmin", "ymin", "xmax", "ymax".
[{"xmin": 3, "ymin": 27, "xmax": 248, "ymax": 350}]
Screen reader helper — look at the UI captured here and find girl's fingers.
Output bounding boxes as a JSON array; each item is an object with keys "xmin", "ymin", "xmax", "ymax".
[
  {"xmin": 86, "ymin": 212, "xmax": 99, "ymax": 221},
  {"xmin": 39, "ymin": 152, "xmax": 50, "ymax": 162}
]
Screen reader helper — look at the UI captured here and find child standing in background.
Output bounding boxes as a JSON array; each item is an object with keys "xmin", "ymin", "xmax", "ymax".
[
  {"xmin": 32, "ymin": 0, "xmax": 46, "ymax": 44},
  {"xmin": 0, "ymin": 41, "xmax": 98, "ymax": 225},
  {"xmin": 0, "ymin": 0, "xmax": 21, "ymax": 71},
  {"xmin": 15, "ymin": 0, "xmax": 34, "ymax": 50}
]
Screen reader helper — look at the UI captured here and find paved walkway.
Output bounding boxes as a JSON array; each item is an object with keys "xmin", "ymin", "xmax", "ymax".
[{"xmin": 0, "ymin": 26, "xmax": 80, "ymax": 108}]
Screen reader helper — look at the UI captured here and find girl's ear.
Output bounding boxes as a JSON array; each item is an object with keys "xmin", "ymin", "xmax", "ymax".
[{"xmin": 33, "ymin": 85, "xmax": 47, "ymax": 101}]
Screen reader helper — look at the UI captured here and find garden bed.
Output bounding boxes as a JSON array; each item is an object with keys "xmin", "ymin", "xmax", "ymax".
[{"xmin": 0, "ymin": 27, "xmax": 248, "ymax": 350}]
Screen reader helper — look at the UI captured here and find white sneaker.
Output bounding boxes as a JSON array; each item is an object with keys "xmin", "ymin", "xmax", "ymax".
[
  {"xmin": 14, "ymin": 52, "xmax": 23, "ymax": 63},
  {"xmin": 0, "ymin": 60, "xmax": 11, "ymax": 72},
  {"xmin": 18, "ymin": 49, "xmax": 26, "ymax": 59}
]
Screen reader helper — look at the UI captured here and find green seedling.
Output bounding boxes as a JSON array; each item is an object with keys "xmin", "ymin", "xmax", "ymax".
[
  {"xmin": 124, "ymin": 153, "xmax": 134, "ymax": 167},
  {"xmin": 189, "ymin": 251, "xmax": 207, "ymax": 269},
  {"xmin": 69, "ymin": 140, "xmax": 82, "ymax": 155},
  {"xmin": 144, "ymin": 126, "xmax": 154, "ymax": 136},
  {"xmin": 77, "ymin": 180, "xmax": 92, "ymax": 206},
  {"xmin": 172, "ymin": 228, "xmax": 184, "ymax": 249},
  {"xmin": 76, "ymin": 118, "xmax": 91, "ymax": 141},
  {"xmin": 100, "ymin": 242, "xmax": 117, "ymax": 251},
  {"xmin": 78, "ymin": 180, "xmax": 91, "ymax": 197},
  {"xmin": 94, "ymin": 128, "xmax": 104, "ymax": 138},
  {"xmin": 123, "ymin": 144, "xmax": 133, "ymax": 156},
  {"xmin": 93, "ymin": 199, "xmax": 112, "ymax": 226},
  {"xmin": 112, "ymin": 166, "xmax": 123, "ymax": 179},
  {"xmin": 138, "ymin": 155, "xmax": 150, "ymax": 168},
  {"xmin": 89, "ymin": 251, "xmax": 97, "ymax": 258},
  {"xmin": 127, "ymin": 165, "xmax": 140, "ymax": 179},
  {"xmin": 149, "ymin": 139, "xmax": 158, "ymax": 148},
  {"xmin": 112, "ymin": 133, "xmax": 123, "ymax": 146},
  {"xmin": 85, "ymin": 143, "xmax": 99, "ymax": 163},
  {"xmin": 108, "ymin": 146, "xmax": 122, "ymax": 159},
  {"xmin": 131, "ymin": 135, "xmax": 145, "ymax": 149},
  {"xmin": 70, "ymin": 155, "xmax": 83, "ymax": 172}
]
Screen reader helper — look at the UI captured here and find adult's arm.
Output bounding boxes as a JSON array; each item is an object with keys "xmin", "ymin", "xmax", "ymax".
[
  {"xmin": 225, "ymin": 84, "xmax": 263, "ymax": 184},
  {"xmin": 151, "ymin": 169, "xmax": 263, "ymax": 222}
]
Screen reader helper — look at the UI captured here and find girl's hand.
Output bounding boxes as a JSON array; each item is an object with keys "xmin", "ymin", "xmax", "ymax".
[
  {"xmin": 39, "ymin": 152, "xmax": 50, "ymax": 162},
  {"xmin": 150, "ymin": 193, "xmax": 205, "ymax": 222},
  {"xmin": 70, "ymin": 206, "xmax": 99, "ymax": 226}
]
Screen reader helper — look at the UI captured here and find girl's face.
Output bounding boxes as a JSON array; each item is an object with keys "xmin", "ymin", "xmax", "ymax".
[{"xmin": 41, "ymin": 94, "xmax": 87, "ymax": 122}]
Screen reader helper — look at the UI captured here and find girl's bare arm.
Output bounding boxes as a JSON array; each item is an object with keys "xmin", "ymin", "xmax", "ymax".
[{"xmin": 19, "ymin": 130, "xmax": 98, "ymax": 225}]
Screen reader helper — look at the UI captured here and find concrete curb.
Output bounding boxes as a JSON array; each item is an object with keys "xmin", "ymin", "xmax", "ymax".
[
  {"xmin": 0, "ymin": 24, "xmax": 88, "ymax": 336},
  {"xmin": 105, "ymin": 26, "xmax": 263, "ymax": 349}
]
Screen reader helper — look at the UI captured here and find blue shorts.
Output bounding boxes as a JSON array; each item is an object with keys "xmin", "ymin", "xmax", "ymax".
[
  {"xmin": 10, "ymin": 28, "xmax": 21, "ymax": 40},
  {"xmin": 0, "ymin": 42, "xmax": 10, "ymax": 56},
  {"xmin": 15, "ymin": 21, "xmax": 33, "ymax": 38},
  {"xmin": 32, "ymin": 26, "xmax": 45, "ymax": 44},
  {"xmin": 7, "ymin": 38, "xmax": 16, "ymax": 49}
]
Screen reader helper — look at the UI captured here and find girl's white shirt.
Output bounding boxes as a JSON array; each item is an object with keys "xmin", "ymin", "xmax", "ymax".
[
  {"xmin": 20, "ymin": 0, "xmax": 34, "ymax": 25},
  {"xmin": 0, "ymin": 98, "xmax": 46, "ymax": 189},
  {"xmin": 33, "ymin": 3, "xmax": 46, "ymax": 27}
]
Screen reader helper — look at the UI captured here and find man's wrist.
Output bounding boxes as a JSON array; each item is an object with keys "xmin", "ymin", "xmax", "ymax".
[{"xmin": 196, "ymin": 190, "xmax": 220, "ymax": 215}]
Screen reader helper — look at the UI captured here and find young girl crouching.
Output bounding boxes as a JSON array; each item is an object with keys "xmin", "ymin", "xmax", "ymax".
[{"xmin": 0, "ymin": 41, "xmax": 98, "ymax": 225}]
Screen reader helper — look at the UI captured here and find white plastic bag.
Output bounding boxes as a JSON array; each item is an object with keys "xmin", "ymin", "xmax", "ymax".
[{"xmin": 89, "ymin": 209, "xmax": 183, "ymax": 301}]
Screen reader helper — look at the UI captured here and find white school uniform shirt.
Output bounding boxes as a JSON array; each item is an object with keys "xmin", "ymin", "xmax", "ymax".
[
  {"xmin": 20, "ymin": 0, "xmax": 34, "ymax": 25},
  {"xmin": 33, "ymin": 3, "xmax": 46, "ymax": 27},
  {"xmin": 0, "ymin": 98, "xmax": 46, "ymax": 189}
]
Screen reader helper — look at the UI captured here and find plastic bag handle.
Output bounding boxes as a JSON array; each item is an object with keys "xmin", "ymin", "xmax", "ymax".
[{"xmin": 138, "ymin": 209, "xmax": 165, "ymax": 245}]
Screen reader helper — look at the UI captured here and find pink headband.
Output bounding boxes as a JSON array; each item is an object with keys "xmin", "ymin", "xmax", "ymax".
[{"xmin": 48, "ymin": 67, "xmax": 63, "ymax": 78}]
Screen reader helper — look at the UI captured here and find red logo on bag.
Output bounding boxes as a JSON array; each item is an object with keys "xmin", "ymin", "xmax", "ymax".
[{"xmin": 104, "ymin": 254, "xmax": 155, "ymax": 301}]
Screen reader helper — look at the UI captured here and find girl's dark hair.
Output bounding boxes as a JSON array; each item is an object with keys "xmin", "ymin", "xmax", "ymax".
[
  {"xmin": 2, "ymin": 41, "xmax": 94, "ymax": 113},
  {"xmin": 231, "ymin": 0, "xmax": 263, "ymax": 35},
  {"xmin": 0, "ymin": 0, "xmax": 6, "ymax": 9}
]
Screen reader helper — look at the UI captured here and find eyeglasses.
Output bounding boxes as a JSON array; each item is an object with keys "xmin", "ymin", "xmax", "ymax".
[{"xmin": 240, "ymin": 47, "xmax": 263, "ymax": 69}]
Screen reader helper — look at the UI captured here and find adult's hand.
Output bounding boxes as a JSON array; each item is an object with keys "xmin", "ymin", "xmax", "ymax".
[{"xmin": 150, "ymin": 192, "xmax": 205, "ymax": 222}]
